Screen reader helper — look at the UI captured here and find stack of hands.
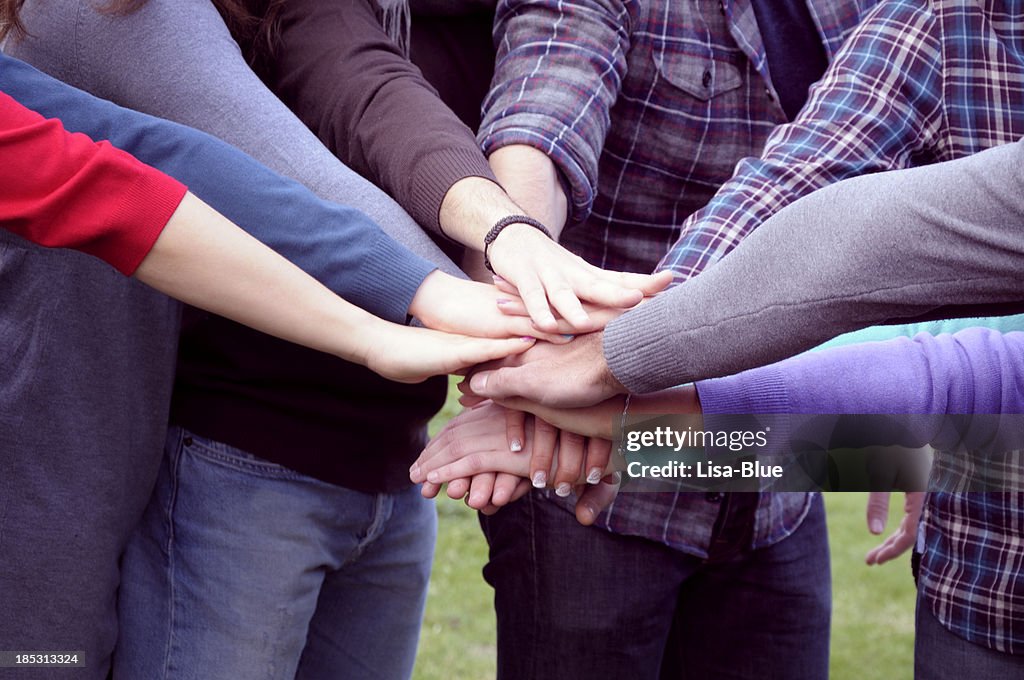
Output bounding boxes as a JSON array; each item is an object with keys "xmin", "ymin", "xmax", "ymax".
[
  {"xmin": 381, "ymin": 233, "xmax": 672, "ymax": 384},
  {"xmin": 403, "ymin": 239, "xmax": 925, "ymax": 564}
]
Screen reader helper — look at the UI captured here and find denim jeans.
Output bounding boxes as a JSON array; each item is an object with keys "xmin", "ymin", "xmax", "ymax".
[
  {"xmin": 914, "ymin": 592, "xmax": 1024, "ymax": 679},
  {"xmin": 479, "ymin": 492, "xmax": 831, "ymax": 679},
  {"xmin": 114, "ymin": 426, "xmax": 437, "ymax": 680}
]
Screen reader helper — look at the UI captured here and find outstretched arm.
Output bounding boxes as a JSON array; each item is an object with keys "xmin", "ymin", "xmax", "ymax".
[{"xmin": 0, "ymin": 88, "xmax": 533, "ymax": 380}]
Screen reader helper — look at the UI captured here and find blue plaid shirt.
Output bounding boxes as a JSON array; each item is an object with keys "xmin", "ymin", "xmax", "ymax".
[
  {"xmin": 924, "ymin": 462, "xmax": 1024, "ymax": 654},
  {"xmin": 661, "ymin": 1, "xmax": 1024, "ymax": 652},
  {"xmin": 480, "ymin": 1, "xmax": 873, "ymax": 559}
]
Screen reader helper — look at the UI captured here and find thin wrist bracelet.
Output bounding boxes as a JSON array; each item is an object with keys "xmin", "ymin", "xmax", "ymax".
[
  {"xmin": 483, "ymin": 215, "xmax": 552, "ymax": 273},
  {"xmin": 617, "ymin": 393, "xmax": 633, "ymax": 460}
]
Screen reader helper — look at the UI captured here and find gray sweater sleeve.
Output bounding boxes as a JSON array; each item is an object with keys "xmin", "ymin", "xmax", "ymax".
[
  {"xmin": 604, "ymin": 139, "xmax": 1024, "ymax": 393},
  {"xmin": 9, "ymin": 0, "xmax": 462, "ymax": 277}
]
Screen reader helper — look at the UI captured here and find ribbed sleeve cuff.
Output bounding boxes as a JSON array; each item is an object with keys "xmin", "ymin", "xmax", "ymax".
[
  {"xmin": 407, "ymin": 146, "xmax": 498, "ymax": 234},
  {"xmin": 349, "ymin": 231, "xmax": 436, "ymax": 324},
  {"xmin": 695, "ymin": 365, "xmax": 792, "ymax": 415},
  {"xmin": 603, "ymin": 292, "xmax": 693, "ymax": 393},
  {"xmin": 109, "ymin": 169, "xmax": 188, "ymax": 276}
]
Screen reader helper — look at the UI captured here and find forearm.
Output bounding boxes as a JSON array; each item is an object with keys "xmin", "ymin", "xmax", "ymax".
[
  {"xmin": 606, "ymin": 139, "xmax": 1024, "ymax": 392},
  {"xmin": 269, "ymin": 0, "xmax": 498, "ymax": 234},
  {"xmin": 695, "ymin": 328, "xmax": 1024, "ymax": 455},
  {"xmin": 0, "ymin": 54, "xmax": 434, "ymax": 324},
  {"xmin": 479, "ymin": 0, "xmax": 632, "ymax": 223},
  {"xmin": 12, "ymin": 0, "xmax": 462, "ymax": 276},
  {"xmin": 0, "ymin": 91, "xmax": 185, "ymax": 274},
  {"xmin": 658, "ymin": 0, "xmax": 943, "ymax": 282},
  {"xmin": 134, "ymin": 192, "xmax": 385, "ymax": 364},
  {"xmin": 486, "ymin": 145, "xmax": 569, "ymax": 237}
]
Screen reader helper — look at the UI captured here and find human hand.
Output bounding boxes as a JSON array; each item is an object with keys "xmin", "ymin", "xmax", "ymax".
[
  {"xmin": 460, "ymin": 331, "xmax": 626, "ymax": 408},
  {"xmin": 864, "ymin": 491, "xmax": 925, "ymax": 565},
  {"xmin": 486, "ymin": 224, "xmax": 672, "ymax": 332},
  {"xmin": 490, "ymin": 393, "xmax": 624, "ymax": 441},
  {"xmin": 490, "ymin": 274, "xmax": 630, "ymax": 333},
  {"xmin": 408, "ymin": 271, "xmax": 573, "ymax": 343},
  {"xmin": 362, "ymin": 322, "xmax": 534, "ymax": 383},
  {"xmin": 411, "ymin": 402, "xmax": 616, "ymax": 506},
  {"xmin": 413, "ymin": 402, "xmax": 548, "ymax": 482}
]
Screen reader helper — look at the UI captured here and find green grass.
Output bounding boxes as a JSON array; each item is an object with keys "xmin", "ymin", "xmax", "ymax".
[{"xmin": 413, "ymin": 382, "xmax": 917, "ymax": 679}]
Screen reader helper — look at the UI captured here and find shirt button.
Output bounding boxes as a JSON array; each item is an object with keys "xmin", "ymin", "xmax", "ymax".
[
  {"xmin": 702, "ymin": 69, "xmax": 712, "ymax": 89},
  {"xmin": 705, "ymin": 492, "xmax": 722, "ymax": 503},
  {"xmin": 183, "ymin": 435, "xmax": 194, "ymax": 447},
  {"xmin": 719, "ymin": 1, "xmax": 726, "ymax": 14},
  {"xmin": 765, "ymin": 88, "xmax": 775, "ymax": 101}
]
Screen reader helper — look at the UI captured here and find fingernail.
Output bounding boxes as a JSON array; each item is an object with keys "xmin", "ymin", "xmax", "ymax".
[
  {"xmin": 579, "ymin": 503, "xmax": 596, "ymax": 524},
  {"xmin": 496, "ymin": 298, "xmax": 511, "ymax": 306},
  {"xmin": 532, "ymin": 471, "xmax": 546, "ymax": 488},
  {"xmin": 493, "ymin": 275, "xmax": 506, "ymax": 283},
  {"xmin": 586, "ymin": 467, "xmax": 602, "ymax": 484},
  {"xmin": 510, "ymin": 439, "xmax": 523, "ymax": 453},
  {"xmin": 472, "ymin": 373, "xmax": 489, "ymax": 391},
  {"xmin": 870, "ymin": 519, "xmax": 884, "ymax": 534},
  {"xmin": 555, "ymin": 482, "xmax": 572, "ymax": 497},
  {"xmin": 427, "ymin": 471, "xmax": 440, "ymax": 484},
  {"xmin": 521, "ymin": 336, "xmax": 535, "ymax": 342},
  {"xmin": 409, "ymin": 463, "xmax": 421, "ymax": 479},
  {"xmin": 610, "ymin": 471, "xmax": 622, "ymax": 484}
]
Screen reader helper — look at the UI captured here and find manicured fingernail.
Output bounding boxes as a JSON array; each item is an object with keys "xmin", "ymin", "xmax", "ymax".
[
  {"xmin": 587, "ymin": 467, "xmax": 602, "ymax": 484},
  {"xmin": 870, "ymin": 519, "xmax": 884, "ymax": 534},
  {"xmin": 555, "ymin": 482, "xmax": 572, "ymax": 497},
  {"xmin": 532, "ymin": 471, "xmax": 547, "ymax": 488},
  {"xmin": 510, "ymin": 439, "xmax": 523, "ymax": 452}
]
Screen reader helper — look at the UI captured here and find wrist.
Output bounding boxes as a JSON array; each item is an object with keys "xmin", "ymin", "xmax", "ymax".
[
  {"xmin": 438, "ymin": 176, "xmax": 527, "ymax": 247},
  {"xmin": 483, "ymin": 216, "xmax": 552, "ymax": 273},
  {"xmin": 407, "ymin": 270, "xmax": 449, "ymax": 323}
]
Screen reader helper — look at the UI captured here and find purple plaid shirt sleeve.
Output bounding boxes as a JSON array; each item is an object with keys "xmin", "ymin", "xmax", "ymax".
[
  {"xmin": 658, "ymin": 0, "xmax": 944, "ymax": 282},
  {"xmin": 478, "ymin": 0, "xmax": 637, "ymax": 223}
]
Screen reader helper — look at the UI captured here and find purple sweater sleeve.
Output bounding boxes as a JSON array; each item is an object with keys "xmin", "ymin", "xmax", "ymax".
[{"xmin": 697, "ymin": 328, "xmax": 1024, "ymax": 416}]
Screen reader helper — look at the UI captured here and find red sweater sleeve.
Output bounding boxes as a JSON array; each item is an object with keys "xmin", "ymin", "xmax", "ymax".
[{"xmin": 0, "ymin": 91, "xmax": 187, "ymax": 275}]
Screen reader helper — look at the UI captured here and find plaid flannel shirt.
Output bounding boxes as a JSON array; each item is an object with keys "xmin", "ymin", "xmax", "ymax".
[
  {"xmin": 665, "ymin": 2, "xmax": 1024, "ymax": 652},
  {"xmin": 480, "ymin": 1, "xmax": 873, "ymax": 559},
  {"xmin": 924, "ymin": 451, "xmax": 1024, "ymax": 654}
]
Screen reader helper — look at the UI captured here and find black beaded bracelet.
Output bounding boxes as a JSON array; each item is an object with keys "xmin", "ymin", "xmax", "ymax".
[{"xmin": 483, "ymin": 215, "xmax": 553, "ymax": 273}]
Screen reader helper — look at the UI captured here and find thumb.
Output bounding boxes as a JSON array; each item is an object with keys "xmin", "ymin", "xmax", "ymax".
[
  {"xmin": 470, "ymin": 365, "xmax": 533, "ymax": 401},
  {"xmin": 866, "ymin": 491, "xmax": 890, "ymax": 535},
  {"xmin": 575, "ymin": 472, "xmax": 620, "ymax": 525}
]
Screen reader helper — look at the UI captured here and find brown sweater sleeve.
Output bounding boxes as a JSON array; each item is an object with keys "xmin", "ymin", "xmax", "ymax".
[{"xmin": 264, "ymin": 0, "xmax": 498, "ymax": 233}]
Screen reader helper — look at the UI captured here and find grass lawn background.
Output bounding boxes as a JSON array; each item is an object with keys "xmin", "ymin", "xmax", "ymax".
[{"xmin": 414, "ymin": 381, "xmax": 918, "ymax": 679}]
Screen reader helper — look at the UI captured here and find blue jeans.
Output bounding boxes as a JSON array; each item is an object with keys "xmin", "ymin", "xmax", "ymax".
[
  {"xmin": 479, "ymin": 492, "xmax": 831, "ymax": 679},
  {"xmin": 114, "ymin": 426, "xmax": 437, "ymax": 680},
  {"xmin": 914, "ymin": 592, "xmax": 1024, "ymax": 679}
]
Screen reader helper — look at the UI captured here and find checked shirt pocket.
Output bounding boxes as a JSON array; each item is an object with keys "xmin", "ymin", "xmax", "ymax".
[{"xmin": 652, "ymin": 47, "xmax": 743, "ymax": 101}]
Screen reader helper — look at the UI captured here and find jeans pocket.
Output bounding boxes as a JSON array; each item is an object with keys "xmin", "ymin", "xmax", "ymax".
[{"xmin": 177, "ymin": 429, "xmax": 306, "ymax": 480}]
